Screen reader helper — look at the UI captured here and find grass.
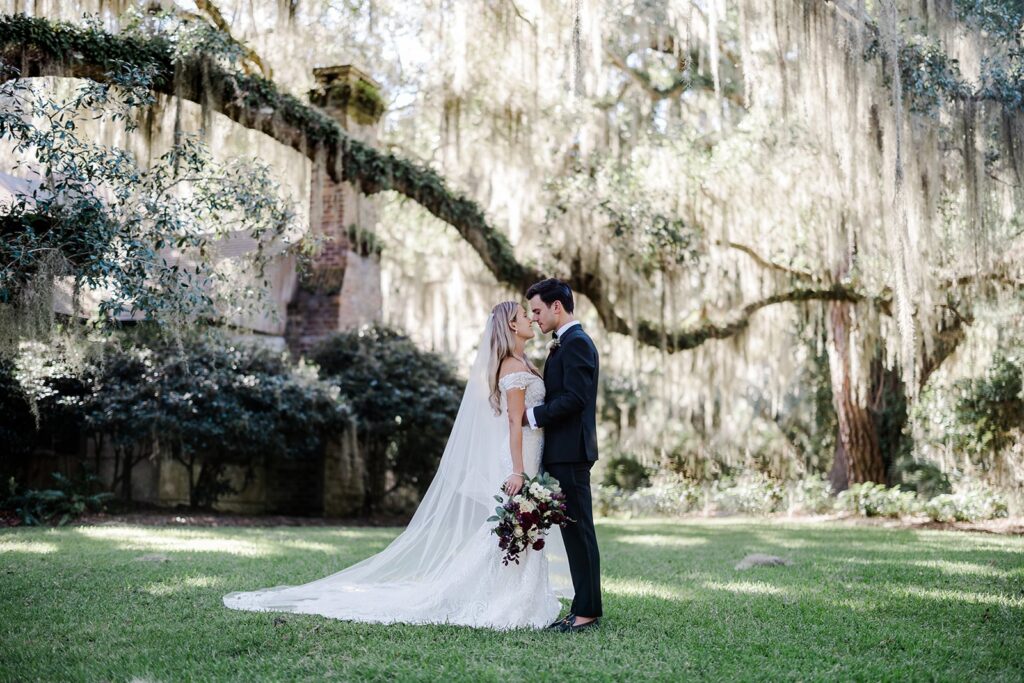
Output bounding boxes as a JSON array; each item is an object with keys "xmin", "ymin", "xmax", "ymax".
[{"xmin": 1, "ymin": 518, "xmax": 1022, "ymax": 682}]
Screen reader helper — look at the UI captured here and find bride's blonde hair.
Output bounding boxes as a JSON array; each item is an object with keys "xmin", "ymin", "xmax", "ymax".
[{"xmin": 488, "ymin": 301, "xmax": 541, "ymax": 415}]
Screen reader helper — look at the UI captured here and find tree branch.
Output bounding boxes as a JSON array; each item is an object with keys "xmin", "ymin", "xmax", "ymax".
[
  {"xmin": 716, "ymin": 239, "xmax": 818, "ymax": 280},
  {"xmin": 631, "ymin": 285, "xmax": 869, "ymax": 353},
  {"xmin": 192, "ymin": 0, "xmax": 272, "ymax": 79},
  {"xmin": 605, "ymin": 48, "xmax": 690, "ymax": 100}
]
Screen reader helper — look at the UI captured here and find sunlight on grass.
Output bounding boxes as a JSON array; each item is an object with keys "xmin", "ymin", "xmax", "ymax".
[
  {"xmin": 74, "ymin": 526, "xmax": 274, "ymax": 557},
  {"xmin": 278, "ymin": 540, "xmax": 344, "ymax": 554},
  {"xmin": 615, "ymin": 534, "xmax": 708, "ymax": 548},
  {"xmin": 898, "ymin": 585, "xmax": 1024, "ymax": 608},
  {"xmin": 750, "ymin": 532, "xmax": 817, "ymax": 549},
  {"xmin": 906, "ymin": 558, "xmax": 1015, "ymax": 578},
  {"xmin": 604, "ymin": 576, "xmax": 694, "ymax": 601},
  {"xmin": 0, "ymin": 539, "xmax": 59, "ymax": 554},
  {"xmin": 143, "ymin": 575, "xmax": 225, "ymax": 596},
  {"xmin": 834, "ymin": 597, "xmax": 877, "ymax": 613},
  {"xmin": 703, "ymin": 580, "xmax": 791, "ymax": 597},
  {"xmin": 320, "ymin": 528, "xmax": 400, "ymax": 541},
  {"xmin": 841, "ymin": 556, "xmax": 1021, "ymax": 580}
]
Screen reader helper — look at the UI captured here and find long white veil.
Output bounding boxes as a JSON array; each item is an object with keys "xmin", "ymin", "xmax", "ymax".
[{"xmin": 223, "ymin": 313, "xmax": 572, "ymax": 618}]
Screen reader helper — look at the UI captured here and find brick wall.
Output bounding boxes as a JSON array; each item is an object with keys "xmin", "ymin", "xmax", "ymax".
[{"xmin": 286, "ymin": 65, "xmax": 383, "ymax": 355}]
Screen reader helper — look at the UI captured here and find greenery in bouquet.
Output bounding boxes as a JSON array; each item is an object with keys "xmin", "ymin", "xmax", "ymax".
[{"xmin": 488, "ymin": 472, "xmax": 571, "ymax": 565}]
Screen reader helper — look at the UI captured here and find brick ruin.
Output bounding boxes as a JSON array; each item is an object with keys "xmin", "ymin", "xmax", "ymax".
[
  {"xmin": 286, "ymin": 64, "xmax": 384, "ymax": 354},
  {"xmin": 80, "ymin": 65, "xmax": 387, "ymax": 516}
]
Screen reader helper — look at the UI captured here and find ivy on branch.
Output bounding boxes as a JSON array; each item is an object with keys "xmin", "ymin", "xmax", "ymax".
[{"xmin": 3, "ymin": 13, "xmax": 1010, "ymax": 355}]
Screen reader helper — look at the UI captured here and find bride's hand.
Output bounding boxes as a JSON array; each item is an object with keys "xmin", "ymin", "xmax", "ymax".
[{"xmin": 503, "ymin": 473, "xmax": 524, "ymax": 497}]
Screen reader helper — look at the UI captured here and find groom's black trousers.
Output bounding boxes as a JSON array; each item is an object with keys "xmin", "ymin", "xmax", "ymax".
[{"xmin": 545, "ymin": 461, "xmax": 603, "ymax": 618}]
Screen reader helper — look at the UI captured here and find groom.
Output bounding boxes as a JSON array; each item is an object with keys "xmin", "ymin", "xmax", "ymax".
[{"xmin": 524, "ymin": 278, "xmax": 602, "ymax": 633}]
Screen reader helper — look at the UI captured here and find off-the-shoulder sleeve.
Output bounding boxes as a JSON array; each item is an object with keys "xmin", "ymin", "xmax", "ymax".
[{"xmin": 498, "ymin": 371, "xmax": 534, "ymax": 393}]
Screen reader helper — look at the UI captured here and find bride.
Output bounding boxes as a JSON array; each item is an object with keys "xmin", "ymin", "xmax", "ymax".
[{"xmin": 223, "ymin": 301, "xmax": 572, "ymax": 629}]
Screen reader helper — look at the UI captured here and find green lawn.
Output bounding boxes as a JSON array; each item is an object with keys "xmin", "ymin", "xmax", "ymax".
[{"xmin": 1, "ymin": 518, "xmax": 1022, "ymax": 682}]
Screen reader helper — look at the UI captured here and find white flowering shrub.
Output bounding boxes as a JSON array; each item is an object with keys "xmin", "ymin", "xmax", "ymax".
[
  {"xmin": 711, "ymin": 471, "xmax": 784, "ymax": 514},
  {"xmin": 922, "ymin": 485, "xmax": 1009, "ymax": 522},
  {"xmin": 835, "ymin": 482, "xmax": 917, "ymax": 518},
  {"xmin": 789, "ymin": 474, "xmax": 835, "ymax": 514}
]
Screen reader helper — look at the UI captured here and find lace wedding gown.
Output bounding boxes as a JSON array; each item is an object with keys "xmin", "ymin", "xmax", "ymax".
[{"xmin": 222, "ymin": 363, "xmax": 567, "ymax": 630}]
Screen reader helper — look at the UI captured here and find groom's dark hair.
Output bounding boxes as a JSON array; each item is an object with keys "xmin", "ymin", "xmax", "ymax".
[{"xmin": 526, "ymin": 278, "xmax": 575, "ymax": 313}]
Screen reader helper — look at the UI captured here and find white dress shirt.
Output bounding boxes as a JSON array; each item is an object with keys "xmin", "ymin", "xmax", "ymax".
[{"xmin": 526, "ymin": 320, "xmax": 580, "ymax": 430}]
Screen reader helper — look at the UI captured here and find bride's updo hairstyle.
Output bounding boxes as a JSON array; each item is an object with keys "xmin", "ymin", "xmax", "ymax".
[{"xmin": 487, "ymin": 301, "xmax": 541, "ymax": 415}]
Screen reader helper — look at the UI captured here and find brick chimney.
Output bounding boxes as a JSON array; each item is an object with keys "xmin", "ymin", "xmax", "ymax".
[{"xmin": 286, "ymin": 66, "xmax": 385, "ymax": 354}]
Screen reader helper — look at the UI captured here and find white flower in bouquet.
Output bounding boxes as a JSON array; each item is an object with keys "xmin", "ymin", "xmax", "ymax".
[{"xmin": 489, "ymin": 472, "xmax": 573, "ymax": 566}]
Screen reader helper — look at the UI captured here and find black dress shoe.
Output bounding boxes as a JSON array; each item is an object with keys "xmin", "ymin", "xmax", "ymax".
[
  {"xmin": 547, "ymin": 613, "xmax": 574, "ymax": 629},
  {"xmin": 559, "ymin": 616, "xmax": 600, "ymax": 633}
]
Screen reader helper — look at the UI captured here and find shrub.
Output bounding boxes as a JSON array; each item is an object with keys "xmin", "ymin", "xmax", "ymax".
[
  {"xmin": 601, "ymin": 455, "xmax": 651, "ymax": 491},
  {"xmin": 310, "ymin": 326, "xmax": 463, "ymax": 513},
  {"xmin": 835, "ymin": 482, "xmax": 918, "ymax": 518},
  {"xmin": 593, "ymin": 484, "xmax": 629, "ymax": 517},
  {"xmin": 953, "ymin": 352, "xmax": 1024, "ymax": 459},
  {"xmin": 790, "ymin": 474, "xmax": 835, "ymax": 514},
  {"xmin": 3, "ymin": 472, "xmax": 113, "ymax": 526},
  {"xmin": 627, "ymin": 473, "xmax": 702, "ymax": 516},
  {"xmin": 82, "ymin": 335, "xmax": 351, "ymax": 508},
  {"xmin": 711, "ymin": 471, "xmax": 784, "ymax": 514},
  {"xmin": 890, "ymin": 456, "xmax": 952, "ymax": 500},
  {"xmin": 922, "ymin": 485, "xmax": 1009, "ymax": 522},
  {"xmin": 0, "ymin": 358, "xmax": 36, "ymax": 460},
  {"xmin": 593, "ymin": 473, "xmax": 702, "ymax": 518}
]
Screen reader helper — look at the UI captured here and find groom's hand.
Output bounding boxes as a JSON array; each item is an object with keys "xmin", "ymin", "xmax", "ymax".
[{"xmin": 521, "ymin": 412, "xmax": 529, "ymax": 427}]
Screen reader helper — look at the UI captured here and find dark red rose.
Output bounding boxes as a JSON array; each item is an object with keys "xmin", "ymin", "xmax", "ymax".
[{"xmin": 533, "ymin": 539, "xmax": 545, "ymax": 550}]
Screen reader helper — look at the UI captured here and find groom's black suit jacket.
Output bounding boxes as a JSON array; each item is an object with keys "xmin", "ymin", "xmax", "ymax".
[{"xmin": 534, "ymin": 323, "xmax": 599, "ymax": 464}]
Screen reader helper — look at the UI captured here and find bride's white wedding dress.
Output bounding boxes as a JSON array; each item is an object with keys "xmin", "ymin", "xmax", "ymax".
[{"xmin": 223, "ymin": 316, "xmax": 571, "ymax": 630}]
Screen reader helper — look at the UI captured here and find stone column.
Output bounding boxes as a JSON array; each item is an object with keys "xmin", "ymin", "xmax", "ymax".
[
  {"xmin": 288, "ymin": 66, "xmax": 385, "ymax": 517},
  {"xmin": 322, "ymin": 430, "xmax": 366, "ymax": 517},
  {"xmin": 286, "ymin": 65, "xmax": 385, "ymax": 354}
]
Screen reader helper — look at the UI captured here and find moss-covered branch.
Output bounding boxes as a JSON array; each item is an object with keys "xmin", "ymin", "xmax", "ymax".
[
  {"xmin": 0, "ymin": 14, "xmax": 537, "ymax": 287},
  {"xmin": 0, "ymin": 14, "xmax": 945, "ymax": 355},
  {"xmin": 624, "ymin": 286, "xmax": 867, "ymax": 353}
]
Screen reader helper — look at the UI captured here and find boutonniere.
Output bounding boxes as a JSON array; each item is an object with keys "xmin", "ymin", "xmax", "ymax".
[{"xmin": 547, "ymin": 337, "xmax": 561, "ymax": 352}]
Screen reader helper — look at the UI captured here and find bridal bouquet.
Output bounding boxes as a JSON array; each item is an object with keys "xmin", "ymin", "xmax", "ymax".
[{"xmin": 488, "ymin": 472, "xmax": 571, "ymax": 566}]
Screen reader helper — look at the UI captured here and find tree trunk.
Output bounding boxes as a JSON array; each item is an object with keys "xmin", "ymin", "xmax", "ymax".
[
  {"xmin": 869, "ymin": 359, "xmax": 908, "ymax": 480},
  {"xmin": 826, "ymin": 301, "xmax": 885, "ymax": 489}
]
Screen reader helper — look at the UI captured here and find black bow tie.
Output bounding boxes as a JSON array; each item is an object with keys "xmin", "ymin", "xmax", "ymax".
[{"xmin": 552, "ymin": 332, "xmax": 558, "ymax": 340}]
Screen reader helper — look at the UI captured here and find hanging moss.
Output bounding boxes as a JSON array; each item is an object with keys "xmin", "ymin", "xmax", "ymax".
[
  {"xmin": 0, "ymin": 13, "xmax": 538, "ymax": 290},
  {"xmin": 860, "ymin": 15, "xmax": 1023, "ymax": 115}
]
